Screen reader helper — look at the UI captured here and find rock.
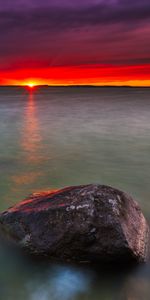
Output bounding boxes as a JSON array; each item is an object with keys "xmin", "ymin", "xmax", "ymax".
[{"xmin": 0, "ymin": 184, "xmax": 149, "ymax": 263}]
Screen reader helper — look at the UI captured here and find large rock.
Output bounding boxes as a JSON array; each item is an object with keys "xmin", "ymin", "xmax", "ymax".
[{"xmin": 0, "ymin": 184, "xmax": 149, "ymax": 263}]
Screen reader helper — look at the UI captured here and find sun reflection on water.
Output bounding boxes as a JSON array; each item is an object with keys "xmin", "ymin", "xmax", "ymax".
[
  {"xmin": 11, "ymin": 92, "xmax": 44, "ymax": 191},
  {"xmin": 21, "ymin": 93, "xmax": 43, "ymax": 163}
]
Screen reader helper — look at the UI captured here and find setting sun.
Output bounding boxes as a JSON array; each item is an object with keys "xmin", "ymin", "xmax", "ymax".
[{"xmin": 27, "ymin": 82, "xmax": 36, "ymax": 88}]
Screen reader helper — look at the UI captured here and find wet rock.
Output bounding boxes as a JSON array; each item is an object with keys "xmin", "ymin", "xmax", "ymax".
[{"xmin": 0, "ymin": 184, "xmax": 149, "ymax": 263}]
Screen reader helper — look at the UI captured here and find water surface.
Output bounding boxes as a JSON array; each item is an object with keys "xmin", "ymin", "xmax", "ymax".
[{"xmin": 0, "ymin": 86, "xmax": 150, "ymax": 299}]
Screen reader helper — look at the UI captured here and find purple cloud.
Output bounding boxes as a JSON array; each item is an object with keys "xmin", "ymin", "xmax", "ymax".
[{"xmin": 0, "ymin": 0, "xmax": 149, "ymax": 70}]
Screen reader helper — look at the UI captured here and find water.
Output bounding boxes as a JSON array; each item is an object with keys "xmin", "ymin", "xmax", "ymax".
[{"xmin": 0, "ymin": 86, "xmax": 150, "ymax": 299}]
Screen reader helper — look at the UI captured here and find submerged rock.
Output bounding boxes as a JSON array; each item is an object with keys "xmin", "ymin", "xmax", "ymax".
[{"xmin": 0, "ymin": 184, "xmax": 149, "ymax": 263}]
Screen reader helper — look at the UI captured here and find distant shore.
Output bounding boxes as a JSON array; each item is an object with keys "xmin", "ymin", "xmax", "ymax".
[{"xmin": 0, "ymin": 85, "xmax": 150, "ymax": 89}]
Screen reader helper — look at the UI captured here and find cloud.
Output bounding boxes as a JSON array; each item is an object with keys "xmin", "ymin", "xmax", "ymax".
[
  {"xmin": 0, "ymin": 0, "xmax": 149, "ymax": 70},
  {"xmin": 0, "ymin": 0, "xmax": 150, "ymax": 33}
]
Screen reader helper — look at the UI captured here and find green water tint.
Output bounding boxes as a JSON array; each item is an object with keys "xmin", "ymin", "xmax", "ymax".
[{"xmin": 0, "ymin": 87, "xmax": 150, "ymax": 299}]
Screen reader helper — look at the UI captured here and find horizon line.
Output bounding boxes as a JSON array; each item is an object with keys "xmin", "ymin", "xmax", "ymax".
[{"xmin": 0, "ymin": 84, "xmax": 150, "ymax": 88}]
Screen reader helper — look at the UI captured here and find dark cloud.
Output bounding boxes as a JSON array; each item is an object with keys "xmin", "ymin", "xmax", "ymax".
[
  {"xmin": 0, "ymin": 0, "xmax": 149, "ymax": 70},
  {"xmin": 0, "ymin": 1, "xmax": 150, "ymax": 33}
]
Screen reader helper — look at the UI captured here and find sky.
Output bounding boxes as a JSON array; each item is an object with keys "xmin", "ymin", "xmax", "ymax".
[{"xmin": 0, "ymin": 0, "xmax": 150, "ymax": 86}]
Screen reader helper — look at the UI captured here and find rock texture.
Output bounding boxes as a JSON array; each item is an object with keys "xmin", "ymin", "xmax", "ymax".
[{"xmin": 0, "ymin": 184, "xmax": 149, "ymax": 263}]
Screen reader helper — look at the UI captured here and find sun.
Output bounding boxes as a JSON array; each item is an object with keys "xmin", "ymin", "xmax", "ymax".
[{"xmin": 27, "ymin": 82, "xmax": 35, "ymax": 88}]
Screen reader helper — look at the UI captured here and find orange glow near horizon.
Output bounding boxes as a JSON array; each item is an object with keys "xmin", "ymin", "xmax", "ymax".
[
  {"xmin": 24, "ymin": 81, "xmax": 39, "ymax": 89},
  {"xmin": 27, "ymin": 83, "xmax": 35, "ymax": 88},
  {"xmin": 0, "ymin": 64, "xmax": 149, "ymax": 87}
]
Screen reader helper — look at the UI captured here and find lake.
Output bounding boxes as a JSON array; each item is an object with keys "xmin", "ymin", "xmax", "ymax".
[{"xmin": 0, "ymin": 86, "xmax": 150, "ymax": 299}]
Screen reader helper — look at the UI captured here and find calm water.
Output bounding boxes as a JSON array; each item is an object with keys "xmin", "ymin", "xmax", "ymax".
[{"xmin": 0, "ymin": 86, "xmax": 150, "ymax": 299}]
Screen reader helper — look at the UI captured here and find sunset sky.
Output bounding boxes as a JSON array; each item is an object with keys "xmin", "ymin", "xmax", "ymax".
[{"xmin": 0, "ymin": 0, "xmax": 150, "ymax": 86}]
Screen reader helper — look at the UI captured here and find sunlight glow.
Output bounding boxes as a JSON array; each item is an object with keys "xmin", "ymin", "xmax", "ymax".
[{"xmin": 28, "ymin": 82, "xmax": 36, "ymax": 88}]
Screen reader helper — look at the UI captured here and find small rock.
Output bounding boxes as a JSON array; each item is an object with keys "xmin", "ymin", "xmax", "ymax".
[{"xmin": 0, "ymin": 184, "xmax": 149, "ymax": 263}]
